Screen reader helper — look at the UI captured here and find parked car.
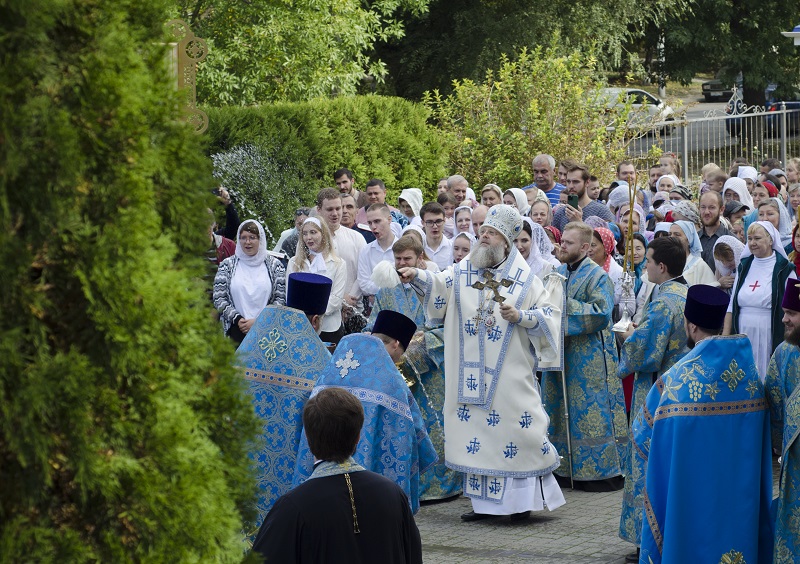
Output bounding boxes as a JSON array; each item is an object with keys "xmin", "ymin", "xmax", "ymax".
[
  {"xmin": 702, "ymin": 70, "xmax": 743, "ymax": 102},
  {"xmin": 725, "ymin": 84, "xmax": 800, "ymax": 137},
  {"xmin": 598, "ymin": 88, "xmax": 675, "ymax": 133}
]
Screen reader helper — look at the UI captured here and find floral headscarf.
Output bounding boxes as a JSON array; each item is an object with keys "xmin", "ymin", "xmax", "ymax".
[{"xmin": 594, "ymin": 227, "xmax": 616, "ymax": 272}]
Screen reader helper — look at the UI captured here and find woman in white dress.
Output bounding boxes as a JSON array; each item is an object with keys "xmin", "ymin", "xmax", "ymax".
[
  {"xmin": 287, "ymin": 217, "xmax": 347, "ymax": 341},
  {"xmin": 724, "ymin": 221, "xmax": 797, "ymax": 381}
]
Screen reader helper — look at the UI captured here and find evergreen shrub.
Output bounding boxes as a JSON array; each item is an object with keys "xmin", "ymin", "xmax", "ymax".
[
  {"xmin": 205, "ymin": 96, "xmax": 448, "ymax": 242},
  {"xmin": 0, "ymin": 1, "xmax": 259, "ymax": 561}
]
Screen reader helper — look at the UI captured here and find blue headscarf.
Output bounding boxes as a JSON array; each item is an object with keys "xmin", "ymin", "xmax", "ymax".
[{"xmin": 673, "ymin": 220, "xmax": 703, "ymax": 257}]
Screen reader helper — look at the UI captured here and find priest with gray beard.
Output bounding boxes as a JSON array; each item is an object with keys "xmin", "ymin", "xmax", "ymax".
[{"xmin": 399, "ymin": 204, "xmax": 566, "ymax": 522}]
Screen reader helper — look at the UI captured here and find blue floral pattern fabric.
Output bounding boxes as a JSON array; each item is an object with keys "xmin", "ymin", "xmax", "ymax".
[
  {"xmin": 367, "ymin": 283, "xmax": 463, "ymax": 500},
  {"xmin": 617, "ymin": 280, "xmax": 687, "ymax": 545},
  {"xmin": 766, "ymin": 341, "xmax": 800, "ymax": 563},
  {"xmin": 542, "ymin": 258, "xmax": 628, "ymax": 482},
  {"xmin": 235, "ymin": 305, "xmax": 331, "ymax": 530},
  {"xmin": 403, "ymin": 327, "xmax": 464, "ymax": 500},
  {"xmin": 637, "ymin": 335, "xmax": 774, "ymax": 564},
  {"xmin": 293, "ymin": 333, "xmax": 437, "ymax": 514}
]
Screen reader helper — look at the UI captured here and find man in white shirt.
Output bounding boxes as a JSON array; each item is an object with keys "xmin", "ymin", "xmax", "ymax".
[
  {"xmin": 316, "ymin": 188, "xmax": 366, "ymax": 306},
  {"xmin": 420, "ymin": 202, "xmax": 453, "ymax": 270},
  {"xmin": 357, "ymin": 204, "xmax": 398, "ymax": 299}
]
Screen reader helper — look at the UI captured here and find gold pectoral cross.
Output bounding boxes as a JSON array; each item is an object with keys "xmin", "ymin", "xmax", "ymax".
[{"xmin": 472, "ymin": 271, "xmax": 513, "ymax": 303}]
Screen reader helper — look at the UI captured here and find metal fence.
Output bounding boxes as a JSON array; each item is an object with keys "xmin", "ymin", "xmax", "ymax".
[{"xmin": 625, "ymin": 105, "xmax": 800, "ymax": 184}]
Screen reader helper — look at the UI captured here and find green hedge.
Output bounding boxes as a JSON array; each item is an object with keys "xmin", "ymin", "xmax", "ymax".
[
  {"xmin": 205, "ymin": 96, "xmax": 449, "ymax": 241},
  {"xmin": 1, "ymin": 1, "xmax": 258, "ymax": 560}
]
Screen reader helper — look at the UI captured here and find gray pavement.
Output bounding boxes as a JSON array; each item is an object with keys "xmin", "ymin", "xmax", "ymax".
[
  {"xmin": 417, "ymin": 487, "xmax": 632, "ymax": 563},
  {"xmin": 417, "ymin": 458, "xmax": 781, "ymax": 563}
]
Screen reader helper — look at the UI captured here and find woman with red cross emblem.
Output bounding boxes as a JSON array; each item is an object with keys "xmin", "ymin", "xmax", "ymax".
[{"xmin": 724, "ymin": 221, "xmax": 797, "ymax": 381}]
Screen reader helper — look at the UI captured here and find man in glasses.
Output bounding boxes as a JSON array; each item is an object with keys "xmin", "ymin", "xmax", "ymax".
[{"xmin": 420, "ymin": 202, "xmax": 453, "ymax": 270}]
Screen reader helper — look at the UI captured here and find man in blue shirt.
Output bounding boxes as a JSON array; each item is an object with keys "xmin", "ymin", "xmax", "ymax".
[{"xmin": 523, "ymin": 154, "xmax": 564, "ymax": 208}]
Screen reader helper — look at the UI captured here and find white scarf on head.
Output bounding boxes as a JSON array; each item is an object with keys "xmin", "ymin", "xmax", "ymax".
[
  {"xmin": 302, "ymin": 217, "xmax": 329, "ymax": 274},
  {"xmin": 231, "ymin": 220, "xmax": 271, "ymax": 319}
]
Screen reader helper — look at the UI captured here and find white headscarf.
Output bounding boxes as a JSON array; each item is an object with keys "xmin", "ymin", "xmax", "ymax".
[
  {"xmin": 722, "ymin": 178, "xmax": 755, "ymax": 210},
  {"xmin": 235, "ymin": 219, "xmax": 268, "ymax": 266},
  {"xmin": 454, "ymin": 205, "xmax": 474, "ymax": 235},
  {"xmin": 505, "ymin": 188, "xmax": 531, "ymax": 216},
  {"xmin": 741, "ymin": 221, "xmax": 788, "ymax": 260},
  {"xmin": 301, "ymin": 217, "xmax": 328, "ymax": 274},
  {"xmin": 654, "ymin": 222, "xmax": 672, "ymax": 236},
  {"xmin": 398, "ymin": 188, "xmax": 423, "ymax": 218},
  {"xmin": 737, "ymin": 166, "xmax": 758, "ymax": 183},
  {"xmin": 762, "ymin": 197, "xmax": 792, "ymax": 248},
  {"xmin": 656, "ymin": 174, "xmax": 681, "ymax": 193},
  {"xmin": 232, "ymin": 220, "xmax": 271, "ymax": 319},
  {"xmin": 522, "ymin": 218, "xmax": 550, "ymax": 276},
  {"xmin": 713, "ymin": 235, "xmax": 745, "ymax": 276},
  {"xmin": 530, "ymin": 221, "xmax": 560, "ymax": 266}
]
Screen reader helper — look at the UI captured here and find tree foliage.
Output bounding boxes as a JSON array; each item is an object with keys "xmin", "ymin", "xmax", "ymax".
[
  {"xmin": 0, "ymin": 0, "xmax": 259, "ymax": 560},
  {"xmin": 652, "ymin": 0, "xmax": 800, "ymax": 106},
  {"xmin": 206, "ymin": 95, "xmax": 449, "ymax": 240},
  {"xmin": 425, "ymin": 46, "xmax": 635, "ymax": 188},
  {"xmin": 176, "ymin": 0, "xmax": 430, "ymax": 105},
  {"xmin": 376, "ymin": 0, "xmax": 689, "ymax": 100}
]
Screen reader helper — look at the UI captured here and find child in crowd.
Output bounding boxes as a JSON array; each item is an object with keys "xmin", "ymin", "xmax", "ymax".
[{"xmin": 452, "ymin": 232, "xmax": 473, "ymax": 263}]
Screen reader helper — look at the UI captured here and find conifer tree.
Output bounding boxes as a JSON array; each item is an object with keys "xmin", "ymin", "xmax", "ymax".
[{"xmin": 0, "ymin": 1, "xmax": 259, "ymax": 561}]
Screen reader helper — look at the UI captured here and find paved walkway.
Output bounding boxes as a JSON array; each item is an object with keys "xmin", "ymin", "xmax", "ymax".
[
  {"xmin": 417, "ymin": 487, "xmax": 632, "ymax": 563},
  {"xmin": 417, "ymin": 459, "xmax": 781, "ymax": 563}
]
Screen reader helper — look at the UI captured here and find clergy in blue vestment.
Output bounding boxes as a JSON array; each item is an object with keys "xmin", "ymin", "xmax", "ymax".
[
  {"xmin": 542, "ymin": 222, "xmax": 628, "ymax": 491},
  {"xmin": 766, "ymin": 278, "xmax": 800, "ymax": 563},
  {"xmin": 366, "ymin": 235, "xmax": 463, "ymax": 501},
  {"xmin": 637, "ymin": 285, "xmax": 774, "ymax": 564},
  {"xmin": 236, "ymin": 273, "xmax": 333, "ymax": 533},
  {"xmin": 293, "ymin": 311, "xmax": 437, "ymax": 514},
  {"xmin": 616, "ymin": 237, "xmax": 688, "ymax": 553}
]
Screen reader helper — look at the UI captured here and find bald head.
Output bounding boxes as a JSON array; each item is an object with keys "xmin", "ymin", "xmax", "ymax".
[{"xmin": 472, "ymin": 205, "xmax": 488, "ymax": 233}]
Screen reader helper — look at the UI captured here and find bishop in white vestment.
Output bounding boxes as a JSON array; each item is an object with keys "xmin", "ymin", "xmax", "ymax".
[{"xmin": 400, "ymin": 204, "xmax": 566, "ymax": 520}]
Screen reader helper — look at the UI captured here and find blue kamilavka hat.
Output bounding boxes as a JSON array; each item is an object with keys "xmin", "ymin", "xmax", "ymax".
[
  {"xmin": 372, "ymin": 310, "xmax": 417, "ymax": 351},
  {"xmin": 684, "ymin": 284, "xmax": 730, "ymax": 330},
  {"xmin": 286, "ymin": 272, "xmax": 332, "ymax": 315}
]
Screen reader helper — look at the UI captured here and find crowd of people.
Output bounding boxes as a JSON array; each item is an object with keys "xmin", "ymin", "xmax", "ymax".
[{"xmin": 207, "ymin": 157, "xmax": 800, "ymax": 563}]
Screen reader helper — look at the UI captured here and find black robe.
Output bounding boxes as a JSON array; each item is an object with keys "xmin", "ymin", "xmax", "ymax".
[{"xmin": 251, "ymin": 469, "xmax": 422, "ymax": 563}]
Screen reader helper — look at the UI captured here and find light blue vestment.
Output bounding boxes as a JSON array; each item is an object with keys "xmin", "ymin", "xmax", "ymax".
[
  {"xmin": 367, "ymin": 283, "xmax": 463, "ymax": 500},
  {"xmin": 617, "ymin": 279, "xmax": 688, "ymax": 545},
  {"xmin": 636, "ymin": 335, "xmax": 774, "ymax": 564},
  {"xmin": 766, "ymin": 341, "xmax": 800, "ymax": 563},
  {"xmin": 235, "ymin": 305, "xmax": 331, "ymax": 529},
  {"xmin": 542, "ymin": 257, "xmax": 629, "ymax": 482},
  {"xmin": 293, "ymin": 333, "xmax": 437, "ymax": 513}
]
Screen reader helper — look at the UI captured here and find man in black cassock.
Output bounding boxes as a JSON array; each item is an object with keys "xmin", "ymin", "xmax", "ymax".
[{"xmin": 250, "ymin": 387, "xmax": 423, "ymax": 564}]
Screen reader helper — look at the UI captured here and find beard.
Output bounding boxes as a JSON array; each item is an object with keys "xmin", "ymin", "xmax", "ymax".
[
  {"xmin": 559, "ymin": 248, "xmax": 583, "ymax": 265},
  {"xmin": 471, "ymin": 242, "xmax": 507, "ymax": 268},
  {"xmin": 686, "ymin": 336, "xmax": 696, "ymax": 350},
  {"xmin": 785, "ymin": 324, "xmax": 800, "ymax": 347}
]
